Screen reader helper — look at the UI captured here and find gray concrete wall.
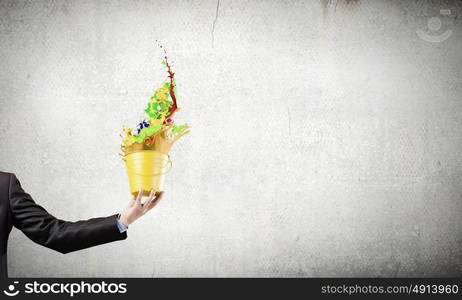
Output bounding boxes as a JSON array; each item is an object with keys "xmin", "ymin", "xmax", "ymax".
[{"xmin": 0, "ymin": 0, "xmax": 461, "ymax": 277}]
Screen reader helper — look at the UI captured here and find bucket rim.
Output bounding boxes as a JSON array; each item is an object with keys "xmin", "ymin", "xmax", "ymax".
[{"xmin": 123, "ymin": 150, "xmax": 169, "ymax": 157}]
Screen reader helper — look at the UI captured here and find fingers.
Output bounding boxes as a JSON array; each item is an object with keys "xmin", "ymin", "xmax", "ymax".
[
  {"xmin": 142, "ymin": 189, "xmax": 156, "ymax": 210},
  {"xmin": 142, "ymin": 189, "xmax": 159, "ymax": 213},
  {"xmin": 154, "ymin": 191, "xmax": 164, "ymax": 204},
  {"xmin": 128, "ymin": 194, "xmax": 136, "ymax": 207},
  {"xmin": 135, "ymin": 189, "xmax": 144, "ymax": 207},
  {"xmin": 143, "ymin": 191, "xmax": 164, "ymax": 213},
  {"xmin": 147, "ymin": 191, "xmax": 164, "ymax": 211}
]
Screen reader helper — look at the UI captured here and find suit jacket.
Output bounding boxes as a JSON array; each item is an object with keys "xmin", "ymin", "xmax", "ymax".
[{"xmin": 0, "ymin": 171, "xmax": 127, "ymax": 278}]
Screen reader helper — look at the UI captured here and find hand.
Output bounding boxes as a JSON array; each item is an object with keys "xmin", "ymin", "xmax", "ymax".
[{"xmin": 119, "ymin": 189, "xmax": 164, "ymax": 227}]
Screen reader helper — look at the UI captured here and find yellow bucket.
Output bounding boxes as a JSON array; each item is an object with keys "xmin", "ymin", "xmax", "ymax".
[{"xmin": 124, "ymin": 150, "xmax": 172, "ymax": 196}]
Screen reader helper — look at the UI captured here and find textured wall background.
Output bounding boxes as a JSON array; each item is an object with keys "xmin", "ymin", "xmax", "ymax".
[{"xmin": 1, "ymin": 0, "xmax": 461, "ymax": 277}]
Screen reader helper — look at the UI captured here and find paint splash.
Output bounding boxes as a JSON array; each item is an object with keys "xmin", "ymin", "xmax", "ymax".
[{"xmin": 120, "ymin": 43, "xmax": 190, "ymax": 156}]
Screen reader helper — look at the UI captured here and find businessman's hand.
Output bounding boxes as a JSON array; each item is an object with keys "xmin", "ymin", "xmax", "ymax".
[{"xmin": 119, "ymin": 189, "xmax": 164, "ymax": 227}]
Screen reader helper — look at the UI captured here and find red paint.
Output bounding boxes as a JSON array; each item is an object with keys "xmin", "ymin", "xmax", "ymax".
[
  {"xmin": 156, "ymin": 41, "xmax": 178, "ymax": 123},
  {"xmin": 163, "ymin": 56, "xmax": 178, "ymax": 121}
]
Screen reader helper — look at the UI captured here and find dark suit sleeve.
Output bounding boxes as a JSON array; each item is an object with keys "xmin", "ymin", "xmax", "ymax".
[{"xmin": 8, "ymin": 173, "xmax": 127, "ymax": 254}]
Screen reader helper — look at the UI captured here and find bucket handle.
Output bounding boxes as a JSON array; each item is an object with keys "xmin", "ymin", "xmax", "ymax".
[{"xmin": 125, "ymin": 155, "xmax": 173, "ymax": 176}]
